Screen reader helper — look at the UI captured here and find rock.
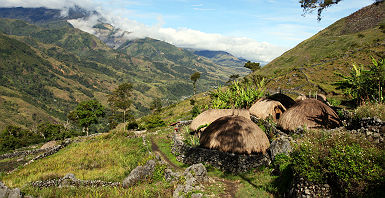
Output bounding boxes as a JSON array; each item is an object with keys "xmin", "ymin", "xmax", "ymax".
[
  {"xmin": 63, "ymin": 173, "xmax": 76, "ymax": 180},
  {"xmin": 268, "ymin": 135, "xmax": 293, "ymax": 160},
  {"xmin": 122, "ymin": 160, "xmax": 156, "ymax": 188},
  {"xmin": 8, "ymin": 188, "xmax": 21, "ymax": 198},
  {"xmin": 173, "ymin": 184, "xmax": 184, "ymax": 198},
  {"xmin": 191, "ymin": 193, "xmax": 203, "ymax": 198},
  {"xmin": 0, "ymin": 182, "xmax": 22, "ymax": 198},
  {"xmin": 380, "ymin": 126, "xmax": 385, "ymax": 134},
  {"xmin": 183, "ymin": 163, "xmax": 208, "ymax": 184},
  {"xmin": 164, "ymin": 169, "xmax": 180, "ymax": 182},
  {"xmin": 173, "ymin": 164, "xmax": 208, "ymax": 198},
  {"xmin": 40, "ymin": 140, "xmax": 58, "ymax": 149},
  {"xmin": 0, "ymin": 182, "xmax": 9, "ymax": 198}
]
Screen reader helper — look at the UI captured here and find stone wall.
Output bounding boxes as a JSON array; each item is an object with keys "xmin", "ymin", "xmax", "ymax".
[
  {"xmin": 289, "ymin": 177, "xmax": 331, "ymax": 198},
  {"xmin": 172, "ymin": 133, "xmax": 271, "ymax": 173},
  {"xmin": 345, "ymin": 117, "xmax": 385, "ymax": 143},
  {"xmin": 31, "ymin": 173, "xmax": 120, "ymax": 188}
]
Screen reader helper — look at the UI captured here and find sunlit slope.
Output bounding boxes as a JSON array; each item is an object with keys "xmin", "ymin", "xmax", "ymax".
[{"xmin": 257, "ymin": 1, "xmax": 385, "ymax": 94}]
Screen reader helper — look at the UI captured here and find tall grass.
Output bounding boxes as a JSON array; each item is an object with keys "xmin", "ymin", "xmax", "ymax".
[
  {"xmin": 1, "ymin": 133, "xmax": 150, "ymax": 188},
  {"xmin": 210, "ymin": 79, "xmax": 265, "ymax": 109}
]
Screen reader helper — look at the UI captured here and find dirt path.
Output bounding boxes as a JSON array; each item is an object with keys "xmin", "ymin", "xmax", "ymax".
[
  {"xmin": 150, "ymin": 137, "xmax": 182, "ymax": 171},
  {"xmin": 149, "ymin": 136, "xmax": 239, "ymax": 197}
]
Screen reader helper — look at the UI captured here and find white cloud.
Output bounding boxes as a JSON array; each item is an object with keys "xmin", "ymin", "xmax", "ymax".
[{"xmin": 2, "ymin": 0, "xmax": 288, "ymax": 62}]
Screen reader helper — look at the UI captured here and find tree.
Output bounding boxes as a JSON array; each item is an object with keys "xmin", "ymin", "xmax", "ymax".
[
  {"xmin": 150, "ymin": 98, "xmax": 162, "ymax": 113},
  {"xmin": 190, "ymin": 72, "xmax": 201, "ymax": 95},
  {"xmin": 107, "ymin": 82, "xmax": 133, "ymax": 124},
  {"xmin": 227, "ymin": 74, "xmax": 240, "ymax": 84},
  {"xmin": 68, "ymin": 100, "xmax": 105, "ymax": 136},
  {"xmin": 300, "ymin": 0, "xmax": 380, "ymax": 21},
  {"xmin": 244, "ymin": 61, "xmax": 261, "ymax": 72}
]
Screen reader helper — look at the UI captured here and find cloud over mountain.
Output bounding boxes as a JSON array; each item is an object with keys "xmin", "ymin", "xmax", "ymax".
[{"xmin": 1, "ymin": 0, "xmax": 288, "ymax": 62}]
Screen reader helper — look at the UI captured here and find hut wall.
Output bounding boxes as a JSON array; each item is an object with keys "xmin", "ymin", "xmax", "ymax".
[{"xmin": 172, "ymin": 133, "xmax": 271, "ymax": 173}]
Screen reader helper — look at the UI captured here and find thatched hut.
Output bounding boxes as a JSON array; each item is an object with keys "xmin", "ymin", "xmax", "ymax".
[
  {"xmin": 267, "ymin": 93, "xmax": 296, "ymax": 109},
  {"xmin": 249, "ymin": 99, "xmax": 286, "ymax": 121},
  {"xmin": 295, "ymin": 94, "xmax": 328, "ymax": 104},
  {"xmin": 278, "ymin": 99, "xmax": 341, "ymax": 132},
  {"xmin": 200, "ymin": 116, "xmax": 270, "ymax": 154},
  {"xmin": 189, "ymin": 109, "xmax": 250, "ymax": 131}
]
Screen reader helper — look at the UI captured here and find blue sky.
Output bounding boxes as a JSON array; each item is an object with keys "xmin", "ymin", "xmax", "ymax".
[{"xmin": 1, "ymin": 0, "xmax": 374, "ymax": 62}]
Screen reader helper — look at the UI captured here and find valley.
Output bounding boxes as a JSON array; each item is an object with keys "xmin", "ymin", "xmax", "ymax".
[{"xmin": 0, "ymin": 1, "xmax": 385, "ymax": 198}]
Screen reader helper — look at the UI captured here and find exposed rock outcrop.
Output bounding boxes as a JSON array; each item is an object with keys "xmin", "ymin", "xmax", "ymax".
[
  {"xmin": 173, "ymin": 163, "xmax": 208, "ymax": 198},
  {"xmin": 0, "ymin": 182, "xmax": 22, "ymax": 198},
  {"xmin": 122, "ymin": 160, "xmax": 156, "ymax": 188}
]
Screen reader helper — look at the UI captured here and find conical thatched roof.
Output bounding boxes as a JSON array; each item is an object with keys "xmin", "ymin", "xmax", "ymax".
[
  {"xmin": 249, "ymin": 99, "xmax": 286, "ymax": 121},
  {"xmin": 278, "ymin": 99, "xmax": 341, "ymax": 132},
  {"xmin": 200, "ymin": 116, "xmax": 270, "ymax": 154},
  {"xmin": 190, "ymin": 109, "xmax": 250, "ymax": 131},
  {"xmin": 267, "ymin": 93, "xmax": 296, "ymax": 109},
  {"xmin": 295, "ymin": 94, "xmax": 328, "ymax": 104}
]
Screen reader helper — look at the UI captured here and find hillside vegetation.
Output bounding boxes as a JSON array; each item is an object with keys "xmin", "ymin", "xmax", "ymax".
[
  {"xmin": 0, "ymin": 16, "xmax": 242, "ymax": 130},
  {"xmin": 258, "ymin": 2, "xmax": 385, "ymax": 96}
]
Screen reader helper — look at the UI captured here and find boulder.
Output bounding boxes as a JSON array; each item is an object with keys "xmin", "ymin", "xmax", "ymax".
[
  {"xmin": 0, "ymin": 182, "xmax": 9, "ymax": 198},
  {"xmin": 40, "ymin": 141, "xmax": 58, "ymax": 149},
  {"xmin": 122, "ymin": 160, "xmax": 156, "ymax": 188},
  {"xmin": 8, "ymin": 188, "xmax": 21, "ymax": 198},
  {"xmin": 173, "ymin": 163, "xmax": 208, "ymax": 198},
  {"xmin": 0, "ymin": 182, "xmax": 22, "ymax": 198},
  {"xmin": 268, "ymin": 136, "xmax": 293, "ymax": 161},
  {"xmin": 183, "ymin": 163, "xmax": 208, "ymax": 184}
]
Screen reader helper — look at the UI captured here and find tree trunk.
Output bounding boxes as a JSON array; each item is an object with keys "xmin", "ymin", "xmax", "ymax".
[{"xmin": 123, "ymin": 110, "xmax": 126, "ymax": 132}]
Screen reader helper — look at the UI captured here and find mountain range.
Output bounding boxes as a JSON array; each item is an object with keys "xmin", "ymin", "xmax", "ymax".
[{"xmin": 0, "ymin": 7, "xmax": 249, "ymax": 130}]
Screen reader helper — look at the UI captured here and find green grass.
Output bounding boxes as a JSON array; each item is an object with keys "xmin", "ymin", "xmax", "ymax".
[
  {"xmin": 150, "ymin": 128, "xmax": 187, "ymax": 169},
  {"xmin": 1, "ymin": 133, "xmax": 151, "ymax": 188},
  {"xmin": 355, "ymin": 102, "xmax": 385, "ymax": 120},
  {"xmin": 22, "ymin": 182, "xmax": 173, "ymax": 198}
]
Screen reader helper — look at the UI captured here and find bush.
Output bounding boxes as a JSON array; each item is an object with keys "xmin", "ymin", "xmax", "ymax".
[
  {"xmin": 0, "ymin": 125, "xmax": 42, "ymax": 152},
  {"xmin": 334, "ymin": 57, "xmax": 385, "ymax": 105},
  {"xmin": 210, "ymin": 79, "xmax": 265, "ymax": 109},
  {"xmin": 290, "ymin": 130, "xmax": 385, "ymax": 197},
  {"xmin": 37, "ymin": 122, "xmax": 77, "ymax": 140},
  {"xmin": 141, "ymin": 114, "xmax": 166, "ymax": 129},
  {"xmin": 126, "ymin": 120, "xmax": 139, "ymax": 130},
  {"xmin": 191, "ymin": 105, "xmax": 201, "ymax": 118},
  {"xmin": 354, "ymin": 102, "xmax": 385, "ymax": 121}
]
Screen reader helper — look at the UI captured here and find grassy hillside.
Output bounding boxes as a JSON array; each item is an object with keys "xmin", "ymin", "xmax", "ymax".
[
  {"xmin": 0, "ymin": 17, "xmax": 240, "ymax": 130},
  {"xmin": 257, "ymin": 1, "xmax": 385, "ymax": 95}
]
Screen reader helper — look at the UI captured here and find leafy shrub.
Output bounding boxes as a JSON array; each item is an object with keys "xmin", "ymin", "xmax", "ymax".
[
  {"xmin": 290, "ymin": 130, "xmax": 385, "ymax": 197},
  {"xmin": 37, "ymin": 122, "xmax": 77, "ymax": 141},
  {"xmin": 191, "ymin": 105, "xmax": 201, "ymax": 118},
  {"xmin": 126, "ymin": 120, "xmax": 139, "ymax": 130},
  {"xmin": 210, "ymin": 79, "xmax": 265, "ymax": 109},
  {"xmin": 141, "ymin": 114, "xmax": 166, "ymax": 129},
  {"xmin": 0, "ymin": 125, "xmax": 42, "ymax": 152},
  {"xmin": 334, "ymin": 57, "xmax": 385, "ymax": 105},
  {"xmin": 354, "ymin": 102, "xmax": 385, "ymax": 121}
]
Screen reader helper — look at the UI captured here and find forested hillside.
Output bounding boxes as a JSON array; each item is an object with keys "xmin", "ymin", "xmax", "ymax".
[{"xmin": 0, "ymin": 15, "xmax": 241, "ymax": 130}]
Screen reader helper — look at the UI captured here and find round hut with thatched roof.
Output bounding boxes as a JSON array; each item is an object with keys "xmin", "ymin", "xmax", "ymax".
[
  {"xmin": 249, "ymin": 99, "xmax": 286, "ymax": 121},
  {"xmin": 267, "ymin": 93, "xmax": 296, "ymax": 109},
  {"xmin": 189, "ymin": 109, "xmax": 250, "ymax": 132},
  {"xmin": 278, "ymin": 99, "xmax": 341, "ymax": 132},
  {"xmin": 200, "ymin": 116, "xmax": 270, "ymax": 155}
]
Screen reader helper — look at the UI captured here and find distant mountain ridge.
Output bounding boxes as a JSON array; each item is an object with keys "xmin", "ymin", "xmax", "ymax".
[
  {"xmin": 0, "ymin": 7, "xmax": 246, "ymax": 130},
  {"xmin": 0, "ymin": 6, "xmax": 93, "ymax": 24}
]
